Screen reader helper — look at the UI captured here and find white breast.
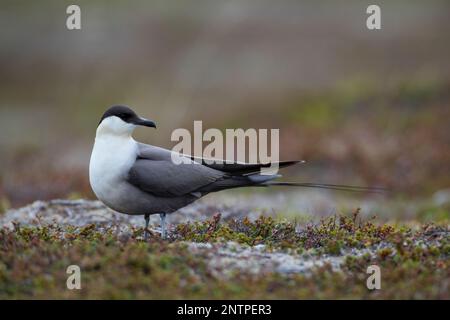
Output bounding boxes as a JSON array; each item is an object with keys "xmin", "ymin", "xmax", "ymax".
[{"xmin": 89, "ymin": 134, "xmax": 138, "ymax": 203}]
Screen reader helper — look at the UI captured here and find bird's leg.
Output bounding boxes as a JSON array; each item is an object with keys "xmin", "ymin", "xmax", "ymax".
[
  {"xmin": 144, "ymin": 213, "xmax": 150, "ymax": 240},
  {"xmin": 160, "ymin": 213, "xmax": 167, "ymax": 239}
]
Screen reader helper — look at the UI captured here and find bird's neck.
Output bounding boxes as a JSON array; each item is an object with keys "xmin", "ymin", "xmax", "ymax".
[
  {"xmin": 96, "ymin": 125, "xmax": 134, "ymax": 140},
  {"xmin": 96, "ymin": 130, "xmax": 131, "ymax": 140}
]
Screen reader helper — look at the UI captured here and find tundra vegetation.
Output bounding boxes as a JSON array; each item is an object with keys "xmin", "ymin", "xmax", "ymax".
[{"xmin": 0, "ymin": 202, "xmax": 448, "ymax": 299}]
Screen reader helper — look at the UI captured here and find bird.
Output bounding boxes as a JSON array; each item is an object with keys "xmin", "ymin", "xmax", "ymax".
[{"xmin": 89, "ymin": 105, "xmax": 383, "ymax": 240}]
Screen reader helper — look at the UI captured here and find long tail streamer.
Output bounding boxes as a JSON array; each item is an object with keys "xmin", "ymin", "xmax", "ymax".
[{"xmin": 268, "ymin": 182, "xmax": 387, "ymax": 193}]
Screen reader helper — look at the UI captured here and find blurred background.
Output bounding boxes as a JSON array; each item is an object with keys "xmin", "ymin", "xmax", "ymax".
[{"xmin": 1, "ymin": 0, "xmax": 449, "ymax": 216}]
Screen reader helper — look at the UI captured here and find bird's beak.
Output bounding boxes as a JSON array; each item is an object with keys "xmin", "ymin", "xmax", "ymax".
[{"xmin": 134, "ymin": 117, "xmax": 156, "ymax": 128}]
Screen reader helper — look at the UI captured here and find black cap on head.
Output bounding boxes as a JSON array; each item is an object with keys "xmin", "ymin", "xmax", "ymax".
[{"xmin": 99, "ymin": 105, "xmax": 156, "ymax": 128}]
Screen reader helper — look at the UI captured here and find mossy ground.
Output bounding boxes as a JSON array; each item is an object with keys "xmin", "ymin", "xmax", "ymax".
[{"xmin": 1, "ymin": 210, "xmax": 448, "ymax": 299}]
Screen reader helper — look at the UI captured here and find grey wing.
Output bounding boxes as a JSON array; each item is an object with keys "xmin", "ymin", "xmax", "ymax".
[
  {"xmin": 131, "ymin": 143, "xmax": 289, "ymax": 197},
  {"xmin": 129, "ymin": 144, "xmax": 226, "ymax": 197},
  {"xmin": 137, "ymin": 143, "xmax": 302, "ymax": 175}
]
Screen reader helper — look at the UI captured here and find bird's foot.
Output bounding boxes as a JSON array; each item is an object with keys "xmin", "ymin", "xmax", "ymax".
[
  {"xmin": 142, "ymin": 228, "xmax": 169, "ymax": 241},
  {"xmin": 143, "ymin": 228, "xmax": 159, "ymax": 241},
  {"xmin": 150, "ymin": 227, "xmax": 169, "ymax": 240}
]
